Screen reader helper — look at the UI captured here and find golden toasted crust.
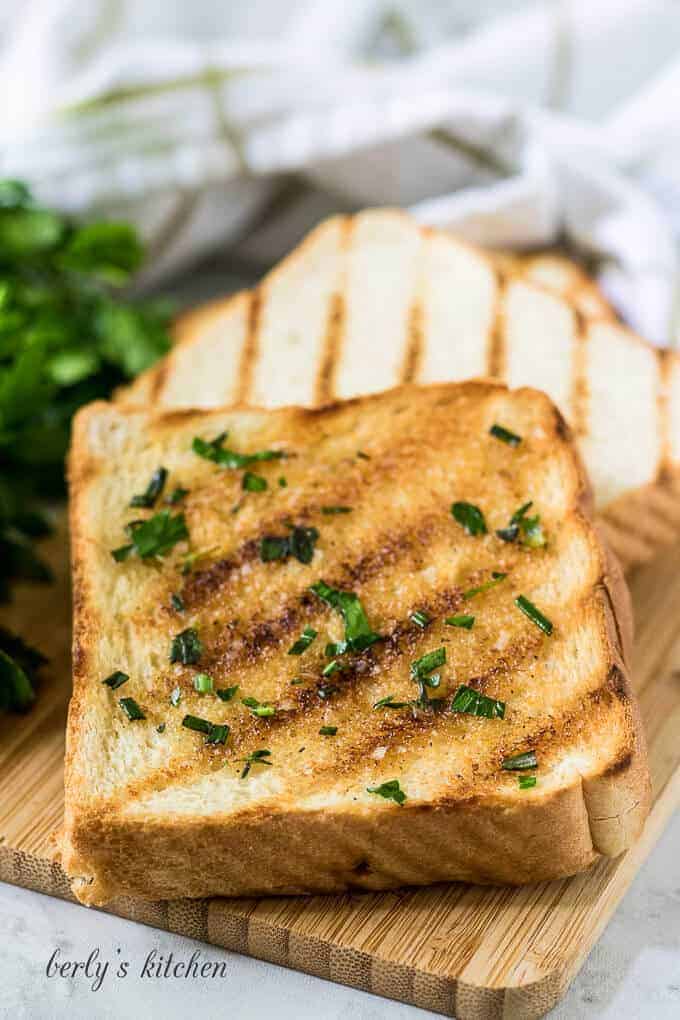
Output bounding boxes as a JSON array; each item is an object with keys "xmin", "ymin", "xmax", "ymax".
[{"xmin": 62, "ymin": 382, "xmax": 650, "ymax": 905}]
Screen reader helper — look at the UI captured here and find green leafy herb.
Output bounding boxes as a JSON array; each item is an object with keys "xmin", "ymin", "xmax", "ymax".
[
  {"xmin": 216, "ymin": 685, "xmax": 239, "ymax": 702},
  {"xmin": 239, "ymin": 748, "xmax": 271, "ymax": 779},
  {"xmin": 193, "ymin": 673, "xmax": 214, "ymax": 694},
  {"xmin": 357, "ymin": 450, "xmax": 370, "ymax": 460},
  {"xmin": 278, "ymin": 476, "xmax": 287, "ymax": 488},
  {"xmin": 319, "ymin": 725, "xmax": 338, "ymax": 736},
  {"xmin": 373, "ymin": 694, "xmax": 410, "ymax": 710},
  {"xmin": 463, "ymin": 571, "xmax": 507, "ymax": 600},
  {"xmin": 169, "ymin": 627, "xmax": 203, "ymax": 665},
  {"xmin": 290, "ymin": 677, "xmax": 304, "ymax": 686},
  {"xmin": 451, "ymin": 501, "xmax": 487, "ymax": 536},
  {"xmin": 410, "ymin": 609, "xmax": 431, "ymax": 629},
  {"xmin": 366, "ymin": 779, "xmax": 406, "ymax": 805},
  {"xmin": 515, "ymin": 595, "xmax": 553, "ymax": 635},
  {"xmin": 496, "ymin": 501, "xmax": 546, "ymax": 548},
  {"xmin": 166, "ymin": 486, "xmax": 189, "ymax": 505},
  {"xmin": 410, "ymin": 647, "xmax": 446, "ymax": 679},
  {"xmin": 502, "ymin": 751, "xmax": 537, "ymax": 771},
  {"xmin": 450, "ymin": 684, "xmax": 505, "ymax": 719},
  {"xmin": 288, "ymin": 626, "xmax": 318, "ymax": 655},
  {"xmin": 445, "ymin": 614, "xmax": 475, "ymax": 629},
  {"xmin": 321, "ymin": 506, "xmax": 352, "ymax": 515},
  {"xmin": 119, "ymin": 697, "xmax": 145, "ymax": 721},
  {"xmin": 242, "ymin": 471, "xmax": 267, "ymax": 492},
  {"xmin": 112, "ymin": 510, "xmax": 188, "ymax": 562},
  {"xmin": 171, "ymin": 592, "xmax": 185, "ymax": 612},
  {"xmin": 192, "ymin": 433, "xmax": 284, "ymax": 470},
  {"xmin": 519, "ymin": 775, "xmax": 537, "ymax": 789},
  {"xmin": 157, "ymin": 723, "xmax": 166, "ymax": 733},
  {"xmin": 317, "ymin": 681, "xmax": 340, "ymax": 700},
  {"xmin": 170, "ymin": 686, "xmax": 181, "ymax": 707},
  {"xmin": 490, "ymin": 424, "xmax": 521, "ymax": 446},
  {"xmin": 322, "ymin": 659, "xmax": 342, "ymax": 677},
  {"xmin": 130, "ymin": 466, "xmax": 167, "ymax": 508},
  {"xmin": 103, "ymin": 670, "xmax": 128, "ymax": 690},
  {"xmin": 0, "ymin": 628, "xmax": 46, "ymax": 712},
  {"xmin": 181, "ymin": 714, "xmax": 229, "ymax": 744},
  {"xmin": 260, "ymin": 525, "xmax": 319, "ymax": 565},
  {"xmin": 310, "ymin": 580, "xmax": 381, "ymax": 652},
  {"xmin": 241, "ymin": 696, "xmax": 276, "ymax": 718}
]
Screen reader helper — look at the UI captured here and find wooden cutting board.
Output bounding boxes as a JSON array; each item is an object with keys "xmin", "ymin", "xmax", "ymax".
[{"xmin": 1, "ymin": 513, "xmax": 679, "ymax": 1020}]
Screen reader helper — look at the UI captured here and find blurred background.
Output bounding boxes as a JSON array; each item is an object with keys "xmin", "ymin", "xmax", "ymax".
[{"xmin": 1, "ymin": 0, "xmax": 680, "ymax": 343}]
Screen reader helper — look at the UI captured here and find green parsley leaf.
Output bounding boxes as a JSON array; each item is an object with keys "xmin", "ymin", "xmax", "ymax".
[
  {"xmin": 260, "ymin": 525, "xmax": 319, "ymax": 565},
  {"xmin": 169, "ymin": 627, "xmax": 203, "ymax": 665},
  {"xmin": 319, "ymin": 726, "xmax": 338, "ymax": 736},
  {"xmin": 130, "ymin": 466, "xmax": 167, "ymax": 508},
  {"xmin": 192, "ymin": 433, "xmax": 284, "ymax": 470},
  {"xmin": 102, "ymin": 670, "xmax": 128, "ymax": 690},
  {"xmin": 451, "ymin": 501, "xmax": 487, "ymax": 536},
  {"xmin": 166, "ymin": 486, "xmax": 189, "ymax": 505},
  {"xmin": 519, "ymin": 775, "xmax": 537, "ymax": 790},
  {"xmin": 241, "ymin": 696, "xmax": 276, "ymax": 717},
  {"xmin": 310, "ymin": 580, "xmax": 381, "ymax": 652},
  {"xmin": 119, "ymin": 697, "xmax": 145, "ymax": 721},
  {"xmin": 366, "ymin": 780, "xmax": 406, "ymax": 805},
  {"xmin": 216, "ymin": 685, "xmax": 239, "ymax": 702},
  {"xmin": 239, "ymin": 748, "xmax": 271, "ymax": 779},
  {"xmin": 496, "ymin": 501, "xmax": 546, "ymax": 548},
  {"xmin": 242, "ymin": 471, "xmax": 267, "ymax": 492},
  {"xmin": 463, "ymin": 571, "xmax": 507, "ymax": 600},
  {"xmin": 490, "ymin": 424, "xmax": 521, "ymax": 446},
  {"xmin": 515, "ymin": 595, "xmax": 553, "ymax": 635},
  {"xmin": 112, "ymin": 510, "xmax": 188, "ymax": 561},
  {"xmin": 278, "ymin": 476, "xmax": 287, "ymax": 488},
  {"xmin": 170, "ymin": 592, "xmax": 185, "ymax": 612},
  {"xmin": 288, "ymin": 626, "xmax": 318, "ymax": 655},
  {"xmin": 410, "ymin": 647, "xmax": 446, "ymax": 679},
  {"xmin": 181, "ymin": 714, "xmax": 229, "ymax": 744},
  {"xmin": 450, "ymin": 684, "xmax": 505, "ymax": 719},
  {"xmin": 445, "ymin": 614, "xmax": 475, "ymax": 629},
  {"xmin": 373, "ymin": 694, "xmax": 410, "ymax": 710}
]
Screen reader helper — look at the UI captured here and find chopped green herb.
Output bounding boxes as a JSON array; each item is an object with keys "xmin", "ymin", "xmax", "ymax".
[
  {"xmin": 290, "ymin": 677, "xmax": 304, "ymax": 685},
  {"xmin": 103, "ymin": 670, "xmax": 128, "ymax": 690},
  {"xmin": 112, "ymin": 510, "xmax": 188, "ymax": 562},
  {"xmin": 278, "ymin": 476, "xmax": 287, "ymax": 488},
  {"xmin": 242, "ymin": 696, "xmax": 275, "ymax": 717},
  {"xmin": 260, "ymin": 525, "xmax": 319, "ymax": 565},
  {"xmin": 519, "ymin": 775, "xmax": 537, "ymax": 790},
  {"xmin": 193, "ymin": 673, "xmax": 214, "ymax": 694},
  {"xmin": 357, "ymin": 450, "xmax": 370, "ymax": 460},
  {"xmin": 463, "ymin": 571, "xmax": 507, "ymax": 600},
  {"xmin": 119, "ymin": 697, "xmax": 145, "ymax": 721},
  {"xmin": 239, "ymin": 748, "xmax": 271, "ymax": 779},
  {"xmin": 310, "ymin": 581, "xmax": 381, "ymax": 652},
  {"xmin": 130, "ymin": 466, "xmax": 167, "ymax": 508},
  {"xmin": 156, "ymin": 723, "xmax": 166, "ymax": 733},
  {"xmin": 169, "ymin": 627, "xmax": 202, "ymax": 665},
  {"xmin": 170, "ymin": 592, "xmax": 185, "ymax": 612},
  {"xmin": 515, "ymin": 595, "xmax": 553, "ymax": 635},
  {"xmin": 170, "ymin": 686, "xmax": 182, "ymax": 707},
  {"xmin": 496, "ymin": 502, "xmax": 546, "ymax": 548},
  {"xmin": 0, "ymin": 629, "xmax": 46, "ymax": 712},
  {"xmin": 321, "ymin": 506, "xmax": 352, "ymax": 515},
  {"xmin": 451, "ymin": 501, "xmax": 487, "ymax": 536},
  {"xmin": 322, "ymin": 659, "xmax": 342, "ymax": 677},
  {"xmin": 490, "ymin": 424, "xmax": 521, "ymax": 446},
  {"xmin": 373, "ymin": 694, "xmax": 410, "ymax": 710},
  {"xmin": 410, "ymin": 610, "xmax": 431, "ymax": 629},
  {"xmin": 192, "ymin": 433, "xmax": 284, "ymax": 470},
  {"xmin": 166, "ymin": 486, "xmax": 189, "ymax": 505},
  {"xmin": 319, "ymin": 726, "xmax": 338, "ymax": 736},
  {"xmin": 288, "ymin": 626, "xmax": 318, "ymax": 655},
  {"xmin": 410, "ymin": 647, "xmax": 446, "ymax": 680},
  {"xmin": 450, "ymin": 684, "xmax": 505, "ymax": 719},
  {"xmin": 366, "ymin": 779, "xmax": 406, "ymax": 805},
  {"xmin": 216, "ymin": 685, "xmax": 239, "ymax": 702},
  {"xmin": 445, "ymin": 614, "xmax": 475, "ymax": 629},
  {"xmin": 242, "ymin": 471, "xmax": 267, "ymax": 492},
  {"xmin": 317, "ymin": 681, "xmax": 340, "ymax": 700},
  {"xmin": 181, "ymin": 714, "xmax": 229, "ymax": 744},
  {"xmin": 502, "ymin": 751, "xmax": 537, "ymax": 771}
]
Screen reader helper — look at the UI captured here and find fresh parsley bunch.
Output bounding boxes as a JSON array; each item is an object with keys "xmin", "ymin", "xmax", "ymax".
[{"xmin": 0, "ymin": 179, "xmax": 172, "ymax": 704}]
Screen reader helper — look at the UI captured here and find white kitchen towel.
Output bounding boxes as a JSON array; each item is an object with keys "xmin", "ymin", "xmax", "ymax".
[{"xmin": 1, "ymin": 0, "xmax": 679, "ymax": 344}]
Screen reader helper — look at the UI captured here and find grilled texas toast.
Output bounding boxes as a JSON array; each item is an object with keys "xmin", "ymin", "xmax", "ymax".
[
  {"xmin": 120, "ymin": 210, "xmax": 679, "ymax": 571},
  {"xmin": 62, "ymin": 382, "xmax": 649, "ymax": 905}
]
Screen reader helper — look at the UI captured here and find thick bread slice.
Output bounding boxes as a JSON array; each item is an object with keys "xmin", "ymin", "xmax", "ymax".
[
  {"xmin": 63, "ymin": 382, "xmax": 649, "ymax": 905},
  {"xmin": 120, "ymin": 210, "xmax": 677, "ymax": 571}
]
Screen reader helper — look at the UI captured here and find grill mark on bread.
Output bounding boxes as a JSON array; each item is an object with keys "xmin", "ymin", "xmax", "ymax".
[
  {"xmin": 570, "ymin": 310, "xmax": 590, "ymax": 438},
  {"xmin": 315, "ymin": 217, "xmax": 352, "ymax": 404},
  {"xmin": 486, "ymin": 272, "xmax": 507, "ymax": 378},
  {"xmin": 236, "ymin": 287, "xmax": 262, "ymax": 403},
  {"xmin": 401, "ymin": 301, "xmax": 424, "ymax": 383}
]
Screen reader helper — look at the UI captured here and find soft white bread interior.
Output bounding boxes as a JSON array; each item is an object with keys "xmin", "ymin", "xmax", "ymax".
[{"xmin": 63, "ymin": 382, "xmax": 649, "ymax": 905}]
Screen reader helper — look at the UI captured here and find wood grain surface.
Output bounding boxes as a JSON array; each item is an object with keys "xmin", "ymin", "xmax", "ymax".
[{"xmin": 0, "ymin": 513, "xmax": 679, "ymax": 1020}]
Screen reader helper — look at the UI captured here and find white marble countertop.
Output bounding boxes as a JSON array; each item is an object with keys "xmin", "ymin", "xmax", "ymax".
[{"xmin": 1, "ymin": 809, "xmax": 678, "ymax": 1020}]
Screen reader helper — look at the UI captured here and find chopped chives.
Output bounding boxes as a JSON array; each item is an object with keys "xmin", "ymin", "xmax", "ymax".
[
  {"xmin": 490, "ymin": 424, "xmax": 521, "ymax": 446},
  {"xmin": 119, "ymin": 697, "xmax": 145, "ymax": 721},
  {"xmin": 445, "ymin": 614, "xmax": 475, "ymax": 630},
  {"xmin": 515, "ymin": 595, "xmax": 553, "ymax": 635},
  {"xmin": 103, "ymin": 670, "xmax": 128, "ymax": 690}
]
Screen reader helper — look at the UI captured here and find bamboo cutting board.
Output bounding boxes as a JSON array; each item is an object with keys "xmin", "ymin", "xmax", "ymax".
[{"xmin": 1, "ymin": 514, "xmax": 679, "ymax": 1020}]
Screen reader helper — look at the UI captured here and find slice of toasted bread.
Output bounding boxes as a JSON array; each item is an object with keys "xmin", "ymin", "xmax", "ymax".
[
  {"xmin": 119, "ymin": 210, "xmax": 677, "ymax": 571},
  {"xmin": 63, "ymin": 382, "xmax": 649, "ymax": 905}
]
